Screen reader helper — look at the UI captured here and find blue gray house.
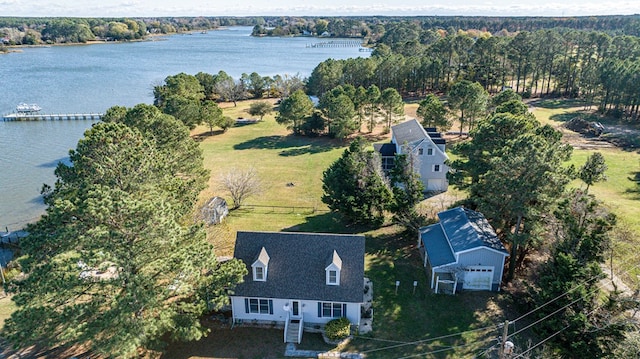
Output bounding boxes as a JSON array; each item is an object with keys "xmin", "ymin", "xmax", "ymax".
[
  {"xmin": 374, "ymin": 119, "xmax": 449, "ymax": 192},
  {"xmin": 229, "ymin": 231, "xmax": 366, "ymax": 343},
  {"xmin": 418, "ymin": 207, "xmax": 508, "ymax": 293}
]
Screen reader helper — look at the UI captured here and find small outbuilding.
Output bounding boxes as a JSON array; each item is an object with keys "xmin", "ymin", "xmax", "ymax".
[
  {"xmin": 418, "ymin": 207, "xmax": 508, "ymax": 293},
  {"xmin": 201, "ymin": 197, "xmax": 229, "ymax": 225}
]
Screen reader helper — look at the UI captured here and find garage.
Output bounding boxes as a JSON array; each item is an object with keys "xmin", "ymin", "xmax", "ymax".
[{"xmin": 463, "ymin": 266, "xmax": 494, "ymax": 290}]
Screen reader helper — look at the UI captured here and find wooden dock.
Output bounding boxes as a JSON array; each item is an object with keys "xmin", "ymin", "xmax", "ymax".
[
  {"xmin": 2, "ymin": 112, "xmax": 103, "ymax": 121},
  {"xmin": 307, "ymin": 40, "xmax": 364, "ymax": 48}
]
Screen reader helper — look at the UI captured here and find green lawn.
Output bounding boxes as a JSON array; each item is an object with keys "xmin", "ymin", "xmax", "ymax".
[
  {"xmin": 531, "ymin": 100, "xmax": 640, "ymax": 284},
  {"xmin": 0, "ymin": 296, "xmax": 15, "ymax": 331},
  {"xmin": 194, "ymin": 100, "xmax": 348, "ymax": 256},
  {"xmin": 172, "ymin": 101, "xmax": 519, "ymax": 358}
]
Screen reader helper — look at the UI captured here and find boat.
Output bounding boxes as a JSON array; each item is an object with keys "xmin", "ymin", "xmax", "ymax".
[{"xmin": 16, "ymin": 103, "xmax": 42, "ymax": 113}]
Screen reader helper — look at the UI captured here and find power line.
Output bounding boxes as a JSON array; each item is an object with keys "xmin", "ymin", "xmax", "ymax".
[
  {"xmin": 510, "ymin": 255, "xmax": 640, "ymax": 326},
  {"xmin": 360, "ymin": 324, "xmax": 499, "ymax": 354},
  {"xmin": 395, "ymin": 338, "xmax": 496, "ymax": 359},
  {"xmin": 511, "ymin": 324, "xmax": 571, "ymax": 359}
]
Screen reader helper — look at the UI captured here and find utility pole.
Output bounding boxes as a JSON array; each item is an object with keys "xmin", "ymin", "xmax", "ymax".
[{"xmin": 499, "ymin": 320, "xmax": 510, "ymax": 359}]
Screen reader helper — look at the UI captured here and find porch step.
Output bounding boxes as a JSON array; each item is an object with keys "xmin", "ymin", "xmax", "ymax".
[{"xmin": 285, "ymin": 319, "xmax": 301, "ymax": 343}]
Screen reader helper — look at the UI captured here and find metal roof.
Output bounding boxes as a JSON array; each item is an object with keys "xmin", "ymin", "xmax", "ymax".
[
  {"xmin": 437, "ymin": 207, "xmax": 508, "ymax": 254},
  {"xmin": 232, "ymin": 231, "xmax": 365, "ymax": 303},
  {"xmin": 420, "ymin": 224, "xmax": 456, "ymax": 267}
]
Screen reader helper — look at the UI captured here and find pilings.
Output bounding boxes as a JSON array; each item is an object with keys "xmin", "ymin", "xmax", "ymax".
[{"xmin": 2, "ymin": 113, "xmax": 103, "ymax": 121}]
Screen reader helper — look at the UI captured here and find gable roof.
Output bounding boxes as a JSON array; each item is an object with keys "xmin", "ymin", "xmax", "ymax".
[
  {"xmin": 232, "ymin": 231, "xmax": 365, "ymax": 303},
  {"xmin": 420, "ymin": 224, "xmax": 456, "ymax": 267},
  {"xmin": 392, "ymin": 118, "xmax": 429, "ymax": 145},
  {"xmin": 437, "ymin": 207, "xmax": 508, "ymax": 254},
  {"xmin": 391, "ymin": 119, "xmax": 448, "ymax": 158}
]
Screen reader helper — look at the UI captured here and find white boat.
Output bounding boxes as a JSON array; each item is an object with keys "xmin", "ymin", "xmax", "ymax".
[{"xmin": 16, "ymin": 103, "xmax": 42, "ymax": 113}]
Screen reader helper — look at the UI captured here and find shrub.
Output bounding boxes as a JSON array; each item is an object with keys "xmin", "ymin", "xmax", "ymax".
[{"xmin": 324, "ymin": 317, "xmax": 351, "ymax": 341}]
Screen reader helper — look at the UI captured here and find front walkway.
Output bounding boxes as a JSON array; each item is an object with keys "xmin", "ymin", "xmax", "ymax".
[{"xmin": 285, "ymin": 343, "xmax": 364, "ymax": 358}]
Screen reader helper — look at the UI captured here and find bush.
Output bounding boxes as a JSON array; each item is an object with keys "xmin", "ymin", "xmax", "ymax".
[{"xmin": 324, "ymin": 317, "xmax": 351, "ymax": 341}]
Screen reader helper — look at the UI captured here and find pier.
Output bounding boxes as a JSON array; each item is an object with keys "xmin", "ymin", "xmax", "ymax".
[
  {"xmin": 2, "ymin": 112, "xmax": 103, "ymax": 121},
  {"xmin": 307, "ymin": 40, "xmax": 364, "ymax": 48}
]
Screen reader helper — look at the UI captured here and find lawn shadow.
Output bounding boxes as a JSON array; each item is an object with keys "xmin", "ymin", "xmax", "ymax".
[
  {"xmin": 283, "ymin": 212, "xmax": 375, "ymax": 233},
  {"xmin": 234, "ymin": 135, "xmax": 342, "ymax": 156},
  {"xmin": 192, "ymin": 129, "xmax": 226, "ymax": 142},
  {"xmin": 162, "ymin": 326, "xmax": 285, "ymax": 359},
  {"xmin": 626, "ymin": 171, "xmax": 640, "ymax": 198},
  {"xmin": 528, "ymin": 98, "xmax": 586, "ymax": 109},
  {"xmin": 549, "ymin": 110, "xmax": 601, "ymax": 124}
]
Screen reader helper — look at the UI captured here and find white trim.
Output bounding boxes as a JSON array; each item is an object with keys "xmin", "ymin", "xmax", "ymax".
[
  {"xmin": 455, "ymin": 246, "xmax": 509, "ymax": 258},
  {"xmin": 432, "ymin": 164, "xmax": 441, "ymax": 172}
]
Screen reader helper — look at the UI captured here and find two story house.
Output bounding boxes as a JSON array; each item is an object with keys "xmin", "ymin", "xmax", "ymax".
[
  {"xmin": 229, "ymin": 231, "xmax": 366, "ymax": 343},
  {"xmin": 374, "ymin": 119, "xmax": 449, "ymax": 192}
]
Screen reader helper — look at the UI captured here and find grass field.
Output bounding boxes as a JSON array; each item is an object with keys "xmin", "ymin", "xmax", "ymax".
[
  {"xmin": 531, "ymin": 99, "xmax": 640, "ymax": 285},
  {"xmin": 164, "ymin": 100, "xmax": 521, "ymax": 358}
]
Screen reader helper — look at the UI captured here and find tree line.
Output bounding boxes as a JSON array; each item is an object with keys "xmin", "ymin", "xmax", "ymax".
[
  {"xmin": 0, "ymin": 16, "xmax": 260, "ymax": 45},
  {"xmin": 307, "ymin": 26, "xmax": 640, "ymax": 121},
  {"xmin": 320, "ymin": 92, "xmax": 636, "ymax": 357}
]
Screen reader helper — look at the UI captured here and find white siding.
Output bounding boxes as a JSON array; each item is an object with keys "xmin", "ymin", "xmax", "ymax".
[{"xmin": 231, "ymin": 296, "xmax": 361, "ymax": 326}]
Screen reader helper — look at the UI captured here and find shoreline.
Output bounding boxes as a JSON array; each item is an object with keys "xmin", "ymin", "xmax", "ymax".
[{"xmin": 2, "ymin": 27, "xmax": 225, "ymax": 51}]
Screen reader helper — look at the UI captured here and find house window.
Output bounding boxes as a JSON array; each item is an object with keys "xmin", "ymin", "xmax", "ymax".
[
  {"xmin": 328, "ymin": 270, "xmax": 337, "ymax": 284},
  {"xmin": 318, "ymin": 302, "xmax": 347, "ymax": 318},
  {"xmin": 433, "ymin": 164, "xmax": 441, "ymax": 172},
  {"xmin": 382, "ymin": 157, "xmax": 395, "ymax": 172},
  {"xmin": 254, "ymin": 266, "xmax": 264, "ymax": 281},
  {"xmin": 245, "ymin": 298, "xmax": 273, "ymax": 314},
  {"xmin": 418, "ymin": 148, "xmax": 424, "ymax": 155},
  {"xmin": 427, "ymin": 148, "xmax": 434, "ymax": 156}
]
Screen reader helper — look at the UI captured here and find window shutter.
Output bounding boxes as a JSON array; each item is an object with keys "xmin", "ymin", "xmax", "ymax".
[
  {"xmin": 342, "ymin": 304, "xmax": 347, "ymax": 318},
  {"xmin": 269, "ymin": 300, "xmax": 273, "ymax": 315},
  {"xmin": 318, "ymin": 302, "xmax": 322, "ymax": 317},
  {"xmin": 244, "ymin": 298, "xmax": 249, "ymax": 313}
]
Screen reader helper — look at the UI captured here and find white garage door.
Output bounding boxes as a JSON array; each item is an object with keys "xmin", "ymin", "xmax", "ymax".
[{"xmin": 463, "ymin": 266, "xmax": 493, "ymax": 290}]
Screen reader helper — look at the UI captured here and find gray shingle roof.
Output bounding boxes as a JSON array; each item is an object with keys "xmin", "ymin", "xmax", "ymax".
[
  {"xmin": 420, "ymin": 224, "xmax": 456, "ymax": 267},
  {"xmin": 437, "ymin": 207, "xmax": 508, "ymax": 254},
  {"xmin": 392, "ymin": 119, "xmax": 428, "ymax": 144},
  {"xmin": 373, "ymin": 143, "xmax": 397, "ymax": 157},
  {"xmin": 232, "ymin": 231, "xmax": 365, "ymax": 303}
]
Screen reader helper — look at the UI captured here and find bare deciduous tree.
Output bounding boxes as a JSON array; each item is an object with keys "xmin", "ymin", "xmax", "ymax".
[{"xmin": 219, "ymin": 167, "xmax": 262, "ymax": 209}]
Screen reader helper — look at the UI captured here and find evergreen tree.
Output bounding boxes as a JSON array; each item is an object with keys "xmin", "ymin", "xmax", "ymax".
[
  {"xmin": 579, "ymin": 152, "xmax": 608, "ymax": 192},
  {"xmin": 276, "ymin": 89, "xmax": 314, "ymax": 135},
  {"xmin": 528, "ymin": 189, "xmax": 629, "ymax": 358},
  {"xmin": 389, "ymin": 153, "xmax": 426, "ymax": 232},
  {"xmin": 322, "ymin": 137, "xmax": 392, "ymax": 225},
  {"xmin": 4, "ymin": 122, "xmax": 245, "ymax": 357}
]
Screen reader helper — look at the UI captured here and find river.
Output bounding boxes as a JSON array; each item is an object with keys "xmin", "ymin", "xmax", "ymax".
[{"xmin": 0, "ymin": 26, "xmax": 368, "ymax": 230}]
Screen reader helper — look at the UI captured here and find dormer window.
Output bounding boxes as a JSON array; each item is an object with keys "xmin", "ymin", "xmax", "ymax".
[
  {"xmin": 328, "ymin": 270, "xmax": 337, "ymax": 284},
  {"xmin": 254, "ymin": 266, "xmax": 264, "ymax": 280},
  {"xmin": 252, "ymin": 247, "xmax": 270, "ymax": 282},
  {"xmin": 325, "ymin": 250, "xmax": 342, "ymax": 286}
]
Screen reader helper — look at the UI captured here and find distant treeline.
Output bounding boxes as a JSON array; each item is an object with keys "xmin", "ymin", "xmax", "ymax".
[
  {"xmin": 250, "ymin": 15, "xmax": 640, "ymax": 38},
  {"xmin": 306, "ymin": 24, "xmax": 640, "ymax": 120},
  {"xmin": 2, "ymin": 15, "xmax": 640, "ymax": 48},
  {"xmin": 0, "ymin": 16, "xmax": 260, "ymax": 45}
]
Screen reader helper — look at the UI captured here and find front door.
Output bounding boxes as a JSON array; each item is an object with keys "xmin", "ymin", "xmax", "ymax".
[{"xmin": 292, "ymin": 301, "xmax": 300, "ymax": 317}]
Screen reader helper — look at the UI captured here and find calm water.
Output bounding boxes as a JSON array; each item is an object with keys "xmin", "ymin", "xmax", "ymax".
[{"xmin": 0, "ymin": 26, "xmax": 367, "ymax": 229}]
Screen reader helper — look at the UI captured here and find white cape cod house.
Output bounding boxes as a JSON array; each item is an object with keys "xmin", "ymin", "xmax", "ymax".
[
  {"xmin": 374, "ymin": 119, "xmax": 449, "ymax": 192},
  {"xmin": 418, "ymin": 207, "xmax": 508, "ymax": 293},
  {"xmin": 229, "ymin": 231, "xmax": 366, "ymax": 343}
]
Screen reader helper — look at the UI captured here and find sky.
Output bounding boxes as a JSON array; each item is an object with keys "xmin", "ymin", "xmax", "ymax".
[{"xmin": 2, "ymin": 0, "xmax": 640, "ymax": 18}]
